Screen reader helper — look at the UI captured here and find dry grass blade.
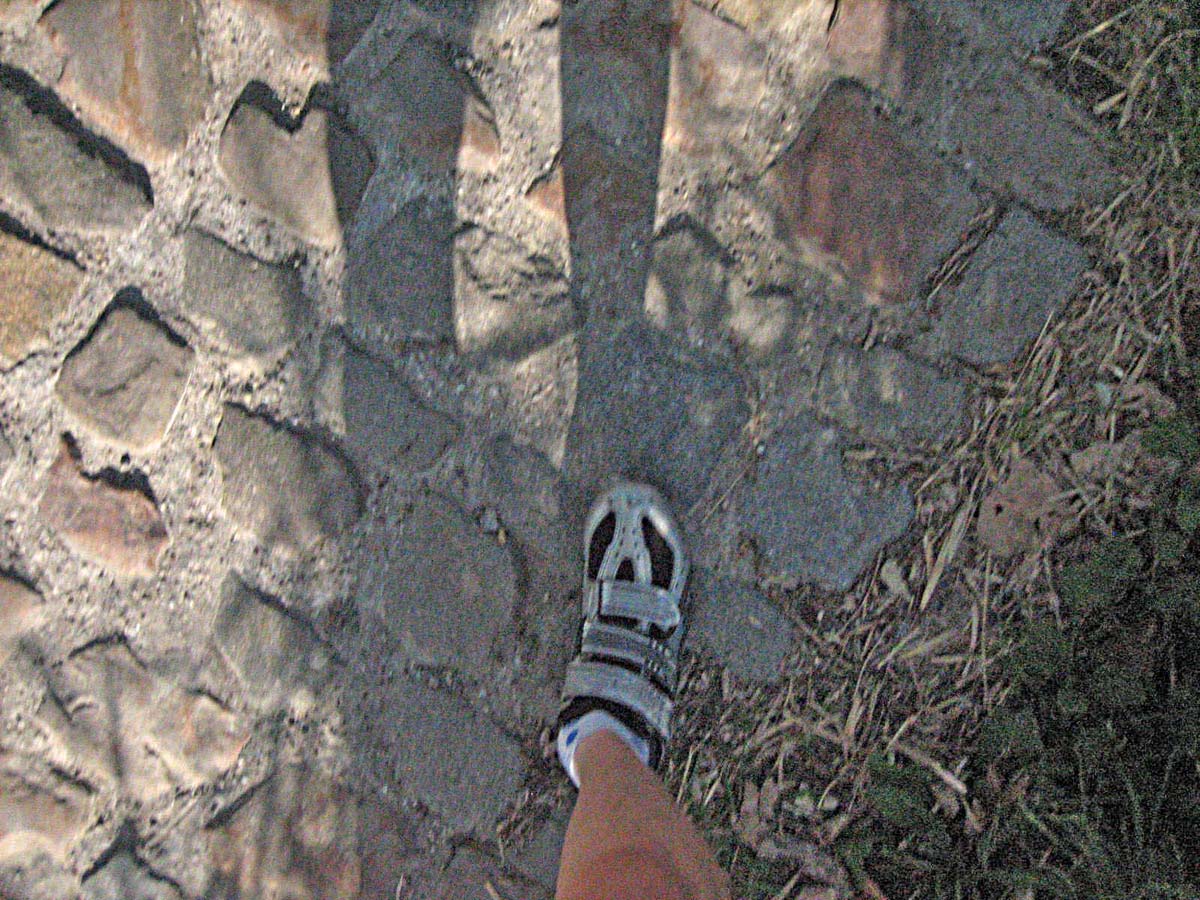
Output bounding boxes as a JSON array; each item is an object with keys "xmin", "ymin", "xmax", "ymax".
[
  {"xmin": 1119, "ymin": 27, "xmax": 1200, "ymax": 129},
  {"xmin": 919, "ymin": 500, "xmax": 975, "ymax": 611}
]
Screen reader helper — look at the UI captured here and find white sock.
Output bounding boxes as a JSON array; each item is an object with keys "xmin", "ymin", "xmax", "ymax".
[{"xmin": 556, "ymin": 709, "xmax": 650, "ymax": 789}]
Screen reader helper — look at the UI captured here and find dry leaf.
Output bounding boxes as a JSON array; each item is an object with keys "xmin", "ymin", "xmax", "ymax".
[{"xmin": 976, "ymin": 459, "xmax": 1070, "ymax": 557}]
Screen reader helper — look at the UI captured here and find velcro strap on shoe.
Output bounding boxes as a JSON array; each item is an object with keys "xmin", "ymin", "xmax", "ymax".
[
  {"xmin": 588, "ymin": 580, "xmax": 681, "ymax": 633},
  {"xmin": 561, "ymin": 659, "xmax": 674, "ymax": 744},
  {"xmin": 581, "ymin": 620, "xmax": 678, "ymax": 692}
]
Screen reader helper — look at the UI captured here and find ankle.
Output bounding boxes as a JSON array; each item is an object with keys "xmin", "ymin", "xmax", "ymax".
[{"xmin": 557, "ymin": 709, "xmax": 650, "ymax": 788}]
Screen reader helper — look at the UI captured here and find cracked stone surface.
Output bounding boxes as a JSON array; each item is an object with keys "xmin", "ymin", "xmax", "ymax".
[
  {"xmin": 0, "ymin": 0, "xmax": 1105, "ymax": 891},
  {"xmin": 56, "ymin": 302, "xmax": 194, "ymax": 452}
]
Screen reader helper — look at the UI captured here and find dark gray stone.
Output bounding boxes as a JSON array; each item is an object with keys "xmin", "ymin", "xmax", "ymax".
[
  {"xmin": 565, "ymin": 320, "xmax": 749, "ymax": 511},
  {"xmin": 219, "ymin": 84, "xmax": 374, "ymax": 245},
  {"xmin": 356, "ymin": 493, "xmax": 516, "ymax": 682},
  {"xmin": 210, "ymin": 575, "xmax": 333, "ymax": 714},
  {"xmin": 181, "ymin": 229, "xmax": 312, "ymax": 372},
  {"xmin": 645, "ymin": 224, "xmax": 731, "ymax": 354},
  {"xmin": 687, "ymin": 569, "xmax": 795, "ymax": 684},
  {"xmin": 0, "ymin": 67, "xmax": 151, "ymax": 234},
  {"xmin": 346, "ymin": 197, "xmax": 455, "ymax": 343},
  {"xmin": 929, "ymin": 210, "xmax": 1087, "ymax": 366},
  {"xmin": 350, "ymin": 672, "xmax": 523, "ymax": 836},
  {"xmin": 56, "ymin": 304, "xmax": 194, "ymax": 451},
  {"xmin": 323, "ymin": 337, "xmax": 459, "ymax": 473},
  {"xmin": 81, "ymin": 852, "xmax": 181, "ymax": 900},
  {"xmin": 454, "ymin": 228, "xmax": 574, "ymax": 359},
  {"xmin": 479, "ymin": 435, "xmax": 570, "ymax": 557},
  {"xmin": 918, "ymin": 0, "xmax": 1071, "ymax": 52},
  {"xmin": 815, "ymin": 342, "xmax": 965, "ymax": 444},
  {"xmin": 0, "ymin": 429, "xmax": 11, "ymax": 471},
  {"xmin": 737, "ymin": 413, "xmax": 914, "ymax": 591},
  {"xmin": 214, "ymin": 404, "xmax": 363, "ymax": 555}
]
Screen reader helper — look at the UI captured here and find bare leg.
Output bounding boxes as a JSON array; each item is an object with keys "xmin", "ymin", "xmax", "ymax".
[{"xmin": 555, "ymin": 730, "xmax": 732, "ymax": 900}]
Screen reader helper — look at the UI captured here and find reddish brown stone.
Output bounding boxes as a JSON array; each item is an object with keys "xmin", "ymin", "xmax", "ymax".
[
  {"xmin": 0, "ymin": 756, "xmax": 91, "ymax": 865},
  {"xmin": 38, "ymin": 441, "xmax": 168, "ymax": 577},
  {"xmin": 524, "ymin": 166, "xmax": 567, "ymax": 235},
  {"xmin": 760, "ymin": 81, "xmax": 977, "ymax": 304},
  {"xmin": 230, "ymin": 0, "xmax": 382, "ymax": 68},
  {"xmin": 40, "ymin": 0, "xmax": 209, "ymax": 164},
  {"xmin": 0, "ymin": 231, "xmax": 83, "ymax": 369},
  {"xmin": 39, "ymin": 641, "xmax": 249, "ymax": 803},
  {"xmin": 205, "ymin": 763, "xmax": 422, "ymax": 900},
  {"xmin": 662, "ymin": 0, "xmax": 769, "ymax": 162}
]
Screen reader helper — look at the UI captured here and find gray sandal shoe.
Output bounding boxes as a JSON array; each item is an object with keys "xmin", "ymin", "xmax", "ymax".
[{"xmin": 555, "ymin": 481, "xmax": 689, "ymax": 773}]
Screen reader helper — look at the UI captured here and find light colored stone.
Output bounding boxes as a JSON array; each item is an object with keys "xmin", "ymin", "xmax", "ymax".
[
  {"xmin": 180, "ymin": 230, "xmax": 312, "ymax": 373},
  {"xmin": 40, "ymin": 0, "xmax": 209, "ymax": 163},
  {"xmin": 82, "ymin": 852, "xmax": 181, "ymax": 900},
  {"xmin": 56, "ymin": 304, "xmax": 194, "ymax": 452},
  {"xmin": 206, "ymin": 761, "xmax": 422, "ymax": 900},
  {"xmin": 210, "ymin": 574, "xmax": 332, "ymax": 714},
  {"xmin": 214, "ymin": 404, "xmax": 363, "ymax": 555},
  {"xmin": 38, "ymin": 641, "xmax": 249, "ymax": 803},
  {"xmin": 218, "ymin": 85, "xmax": 374, "ymax": 246},
  {"xmin": 0, "ymin": 68, "xmax": 152, "ymax": 235},
  {"xmin": 663, "ymin": 1, "xmax": 770, "ymax": 167},
  {"xmin": 38, "ymin": 442, "xmax": 168, "ymax": 577},
  {"xmin": 229, "ymin": 0, "xmax": 382, "ymax": 68},
  {"xmin": 0, "ymin": 231, "xmax": 83, "ymax": 369},
  {"xmin": 0, "ymin": 755, "xmax": 91, "ymax": 866}
]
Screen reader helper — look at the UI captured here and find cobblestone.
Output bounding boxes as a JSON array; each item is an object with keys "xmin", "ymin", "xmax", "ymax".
[
  {"xmin": 688, "ymin": 569, "xmax": 796, "ymax": 683},
  {"xmin": 181, "ymin": 230, "xmax": 312, "ymax": 373},
  {"xmin": 205, "ymin": 761, "xmax": 423, "ymax": 900},
  {"xmin": 761, "ymin": 80, "xmax": 978, "ymax": 304},
  {"xmin": 320, "ymin": 336, "xmax": 459, "ymax": 474},
  {"xmin": 352, "ymin": 34, "xmax": 500, "ymax": 174},
  {"xmin": 219, "ymin": 83, "xmax": 374, "ymax": 246},
  {"xmin": 921, "ymin": 210, "xmax": 1088, "ymax": 366},
  {"xmin": 0, "ymin": 230, "xmax": 82, "ymax": 369},
  {"xmin": 210, "ymin": 575, "xmax": 333, "ymax": 715},
  {"xmin": 214, "ymin": 404, "xmax": 363, "ymax": 555},
  {"xmin": 0, "ymin": 67, "xmax": 152, "ymax": 235},
  {"xmin": 230, "ymin": 0, "xmax": 383, "ymax": 69},
  {"xmin": 38, "ymin": 442, "xmax": 168, "ymax": 577},
  {"xmin": 40, "ymin": 0, "xmax": 209, "ymax": 164},
  {"xmin": 347, "ymin": 670, "xmax": 523, "ymax": 836},
  {"xmin": 38, "ymin": 641, "xmax": 248, "ymax": 804},
  {"xmin": 815, "ymin": 342, "xmax": 966, "ymax": 444},
  {"xmin": 735, "ymin": 413, "xmax": 914, "ymax": 591},
  {"xmin": 82, "ymin": 853, "xmax": 181, "ymax": 900},
  {"xmin": 356, "ymin": 493, "xmax": 516, "ymax": 681},
  {"xmin": 565, "ymin": 319, "xmax": 749, "ymax": 511},
  {"xmin": 56, "ymin": 301, "xmax": 194, "ymax": 452},
  {"xmin": 0, "ymin": 755, "xmax": 91, "ymax": 866}
]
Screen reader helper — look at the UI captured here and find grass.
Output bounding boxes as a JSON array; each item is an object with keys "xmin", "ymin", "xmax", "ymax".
[{"xmin": 654, "ymin": 2, "xmax": 1200, "ymax": 898}]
